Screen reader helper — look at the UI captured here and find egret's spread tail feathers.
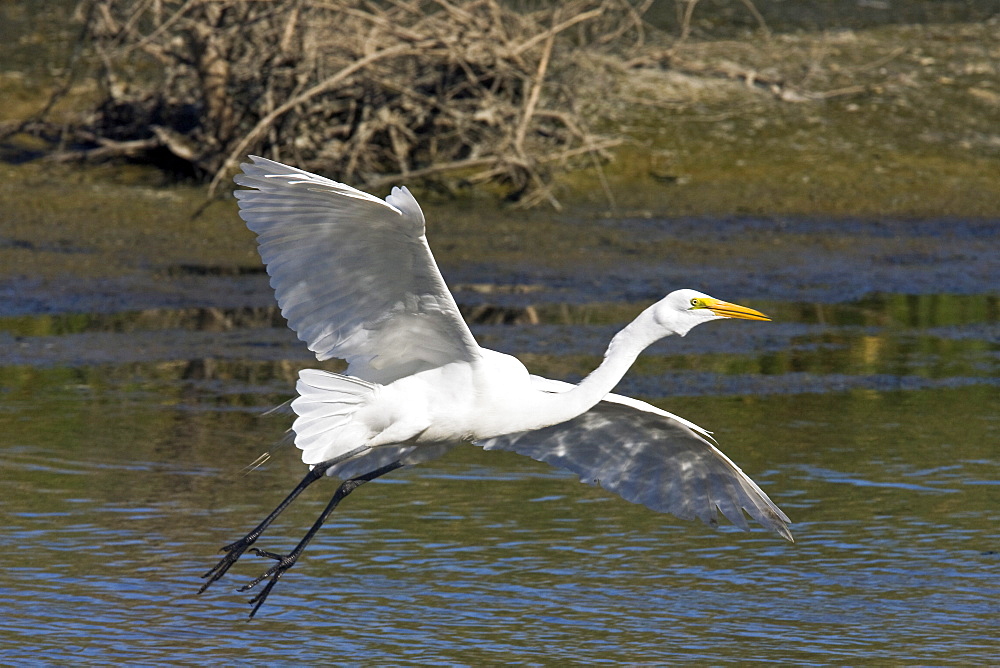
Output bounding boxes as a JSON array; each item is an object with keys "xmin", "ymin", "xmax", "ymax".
[{"xmin": 291, "ymin": 369, "xmax": 379, "ymax": 466}]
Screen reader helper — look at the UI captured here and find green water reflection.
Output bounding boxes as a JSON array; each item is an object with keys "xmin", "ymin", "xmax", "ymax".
[
  {"xmin": 1, "ymin": 375, "xmax": 996, "ymax": 663},
  {"xmin": 0, "ymin": 287, "xmax": 996, "ymax": 662}
]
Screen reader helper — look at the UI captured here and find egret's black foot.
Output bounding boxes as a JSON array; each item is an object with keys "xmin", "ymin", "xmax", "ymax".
[
  {"xmin": 198, "ymin": 459, "xmax": 403, "ymax": 618},
  {"xmin": 198, "ymin": 534, "xmax": 258, "ymax": 594},
  {"xmin": 239, "ymin": 548, "xmax": 301, "ymax": 618}
]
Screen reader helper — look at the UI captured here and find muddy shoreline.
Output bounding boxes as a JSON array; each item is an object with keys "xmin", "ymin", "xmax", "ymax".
[
  {"xmin": 1, "ymin": 208, "xmax": 995, "ymax": 319},
  {"xmin": 0, "ymin": 17, "xmax": 997, "ymax": 318}
]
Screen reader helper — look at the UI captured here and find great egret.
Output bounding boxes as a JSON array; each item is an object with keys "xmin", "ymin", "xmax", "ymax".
[{"xmin": 199, "ymin": 156, "xmax": 792, "ymax": 617}]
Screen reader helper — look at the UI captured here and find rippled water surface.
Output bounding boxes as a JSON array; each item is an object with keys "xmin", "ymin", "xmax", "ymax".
[{"xmin": 1, "ymin": 215, "xmax": 997, "ymax": 665}]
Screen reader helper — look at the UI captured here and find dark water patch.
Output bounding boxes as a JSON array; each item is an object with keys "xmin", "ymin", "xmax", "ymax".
[
  {"xmin": 1, "ymin": 293, "xmax": 994, "ymax": 417},
  {"xmin": 2, "ymin": 214, "xmax": 995, "ymax": 319},
  {"xmin": 475, "ymin": 319, "xmax": 819, "ymax": 357},
  {"xmin": 0, "ymin": 274, "xmax": 277, "ymax": 318},
  {"xmin": 4, "ymin": 327, "xmax": 993, "ymax": 393},
  {"xmin": 923, "ymin": 323, "xmax": 1000, "ymax": 341},
  {"xmin": 0, "ymin": 237, "xmax": 89, "ymax": 254},
  {"xmin": 0, "ymin": 327, "xmax": 306, "ymax": 367},
  {"xmin": 493, "ymin": 217, "xmax": 1000, "ymax": 304},
  {"xmin": 0, "ymin": 305, "xmax": 289, "ymax": 337},
  {"xmin": 453, "ymin": 261, "xmax": 999, "ymax": 307},
  {"xmin": 165, "ymin": 263, "xmax": 267, "ymax": 277},
  {"xmin": 605, "ymin": 216, "xmax": 1000, "ymax": 243},
  {"xmin": 620, "ymin": 371, "xmax": 999, "ymax": 399}
]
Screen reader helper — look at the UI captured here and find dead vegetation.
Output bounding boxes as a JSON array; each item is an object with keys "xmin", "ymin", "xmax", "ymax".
[
  {"xmin": 16, "ymin": 0, "xmax": 662, "ymax": 207},
  {"xmin": 11, "ymin": 0, "xmax": 964, "ymax": 210}
]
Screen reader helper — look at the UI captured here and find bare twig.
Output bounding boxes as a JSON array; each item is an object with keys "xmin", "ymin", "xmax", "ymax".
[
  {"xmin": 208, "ymin": 41, "xmax": 424, "ymax": 194},
  {"xmin": 737, "ymin": 0, "xmax": 770, "ymax": 38},
  {"xmin": 42, "ymin": 0, "xmax": 651, "ymax": 207},
  {"xmin": 514, "ymin": 30, "xmax": 554, "ymax": 156}
]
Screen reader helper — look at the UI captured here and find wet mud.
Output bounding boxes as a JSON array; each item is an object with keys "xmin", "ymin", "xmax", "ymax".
[{"xmin": 1, "ymin": 210, "xmax": 995, "ymax": 402}]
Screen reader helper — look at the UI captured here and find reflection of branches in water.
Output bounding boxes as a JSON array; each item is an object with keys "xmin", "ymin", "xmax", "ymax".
[{"xmin": 32, "ymin": 0, "xmax": 658, "ymax": 207}]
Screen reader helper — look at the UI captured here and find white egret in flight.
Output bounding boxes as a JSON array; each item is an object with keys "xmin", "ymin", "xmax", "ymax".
[{"xmin": 199, "ymin": 156, "xmax": 792, "ymax": 617}]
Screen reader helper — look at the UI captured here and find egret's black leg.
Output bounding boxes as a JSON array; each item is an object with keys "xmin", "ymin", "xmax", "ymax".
[
  {"xmin": 199, "ymin": 446, "xmax": 368, "ymax": 594},
  {"xmin": 240, "ymin": 460, "xmax": 404, "ymax": 618}
]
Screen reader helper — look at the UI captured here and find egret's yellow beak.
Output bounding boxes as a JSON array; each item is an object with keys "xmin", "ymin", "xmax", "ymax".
[{"xmin": 699, "ymin": 298, "xmax": 771, "ymax": 321}]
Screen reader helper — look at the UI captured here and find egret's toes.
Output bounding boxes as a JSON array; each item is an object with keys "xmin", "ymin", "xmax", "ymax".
[
  {"xmin": 240, "ymin": 554, "xmax": 296, "ymax": 593},
  {"xmin": 238, "ymin": 552, "xmax": 299, "ymax": 617},
  {"xmin": 198, "ymin": 535, "xmax": 259, "ymax": 594}
]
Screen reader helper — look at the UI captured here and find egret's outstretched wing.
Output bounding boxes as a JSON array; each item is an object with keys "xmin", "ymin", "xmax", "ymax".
[
  {"xmin": 235, "ymin": 156, "xmax": 480, "ymax": 382},
  {"xmin": 478, "ymin": 379, "xmax": 792, "ymax": 541}
]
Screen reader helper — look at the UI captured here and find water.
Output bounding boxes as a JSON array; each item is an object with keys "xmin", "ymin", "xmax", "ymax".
[{"xmin": 1, "ymin": 213, "xmax": 998, "ymax": 664}]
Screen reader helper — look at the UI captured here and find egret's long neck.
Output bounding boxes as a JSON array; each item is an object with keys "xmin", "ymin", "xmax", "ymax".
[{"xmin": 539, "ymin": 309, "xmax": 666, "ymax": 426}]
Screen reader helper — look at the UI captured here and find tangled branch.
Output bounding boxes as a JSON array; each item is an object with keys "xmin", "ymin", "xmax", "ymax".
[{"xmin": 43, "ymin": 0, "xmax": 650, "ymax": 206}]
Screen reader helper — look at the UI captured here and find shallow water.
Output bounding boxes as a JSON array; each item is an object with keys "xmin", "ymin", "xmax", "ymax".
[{"xmin": 0, "ymin": 213, "xmax": 997, "ymax": 665}]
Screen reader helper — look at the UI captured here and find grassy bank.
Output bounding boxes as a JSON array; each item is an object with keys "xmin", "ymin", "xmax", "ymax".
[
  {"xmin": 565, "ymin": 21, "xmax": 1000, "ymax": 217},
  {"xmin": 0, "ymin": 20, "xmax": 997, "ymax": 283}
]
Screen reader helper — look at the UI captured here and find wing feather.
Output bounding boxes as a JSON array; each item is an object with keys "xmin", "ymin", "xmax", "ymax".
[
  {"xmin": 478, "ymin": 381, "xmax": 792, "ymax": 541},
  {"xmin": 235, "ymin": 156, "xmax": 480, "ymax": 382}
]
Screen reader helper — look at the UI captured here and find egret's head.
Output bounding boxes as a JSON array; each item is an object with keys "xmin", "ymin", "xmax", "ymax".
[{"xmin": 653, "ymin": 289, "xmax": 770, "ymax": 336}]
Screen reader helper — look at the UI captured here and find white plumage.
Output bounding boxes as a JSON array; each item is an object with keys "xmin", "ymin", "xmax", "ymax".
[{"xmin": 201, "ymin": 156, "xmax": 791, "ymax": 617}]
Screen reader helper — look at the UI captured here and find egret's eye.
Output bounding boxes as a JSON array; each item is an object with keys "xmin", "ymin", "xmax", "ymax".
[{"xmin": 690, "ymin": 298, "xmax": 699, "ymax": 307}]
